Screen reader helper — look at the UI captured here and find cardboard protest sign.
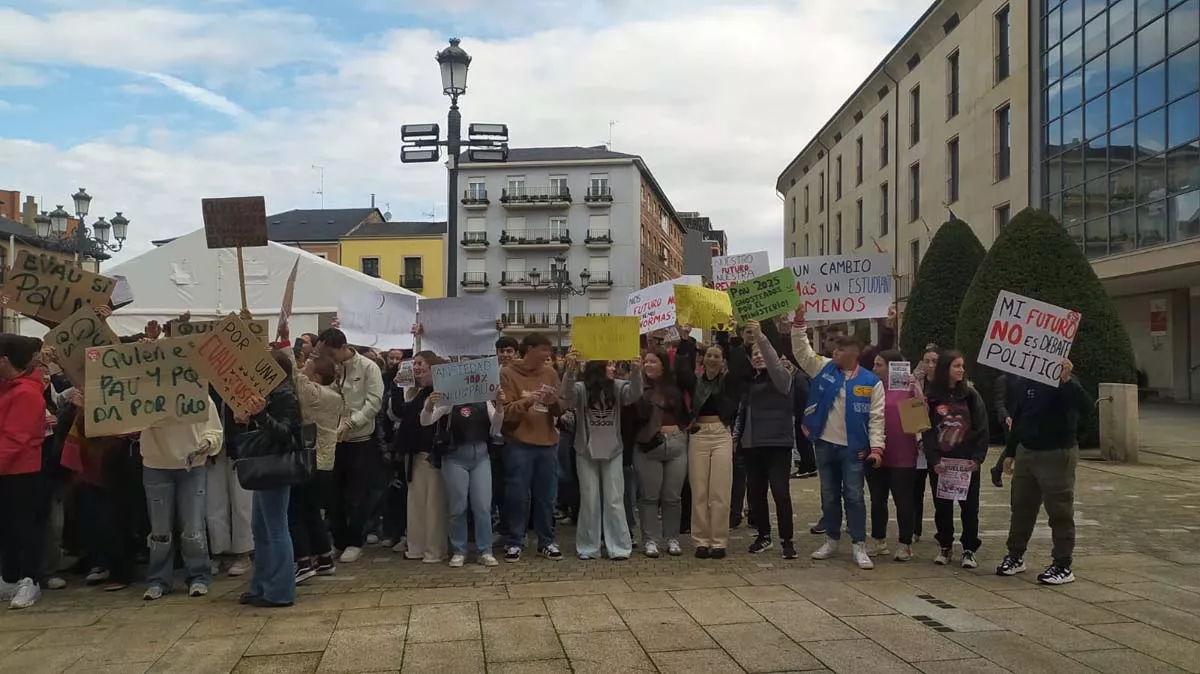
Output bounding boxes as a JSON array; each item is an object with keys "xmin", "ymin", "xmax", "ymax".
[
  {"xmin": 712, "ymin": 251, "xmax": 769, "ymax": 291},
  {"xmin": 727, "ymin": 267, "xmax": 799, "ymax": 322},
  {"xmin": 898, "ymin": 397, "xmax": 931, "ymax": 434},
  {"xmin": 625, "ymin": 276, "xmax": 702, "ymax": 334},
  {"xmin": 0, "ymin": 251, "xmax": 116, "ymax": 326},
  {"xmin": 674, "ymin": 284, "xmax": 733, "ymax": 330},
  {"xmin": 83, "ymin": 337, "xmax": 211, "ymax": 437},
  {"xmin": 338, "ymin": 290, "xmax": 418, "ymax": 350},
  {"xmin": 934, "ymin": 458, "xmax": 974, "ymax": 501},
  {"xmin": 784, "ymin": 254, "xmax": 893, "ymax": 320},
  {"xmin": 887, "ymin": 361, "xmax": 911, "ymax": 391},
  {"xmin": 44, "ymin": 307, "xmax": 120, "ymax": 387},
  {"xmin": 979, "ymin": 290, "xmax": 1079, "ymax": 387},
  {"xmin": 418, "ymin": 296, "xmax": 498, "ymax": 356},
  {"xmin": 202, "ymin": 196, "xmax": 268, "ymax": 249},
  {"xmin": 189, "ymin": 314, "xmax": 287, "ymax": 417},
  {"xmin": 168, "ymin": 317, "xmax": 269, "ymax": 343},
  {"xmin": 571, "ymin": 315, "xmax": 641, "ymax": 361},
  {"xmin": 432, "ymin": 356, "xmax": 500, "ymax": 405},
  {"xmin": 279, "ymin": 259, "xmax": 299, "ymax": 327}
]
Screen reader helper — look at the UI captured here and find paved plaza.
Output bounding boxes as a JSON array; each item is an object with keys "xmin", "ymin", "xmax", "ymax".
[{"xmin": 3, "ymin": 410, "xmax": 1199, "ymax": 674}]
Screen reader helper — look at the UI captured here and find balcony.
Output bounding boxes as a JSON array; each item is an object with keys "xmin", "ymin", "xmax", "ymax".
[
  {"xmin": 584, "ymin": 229, "xmax": 612, "ymax": 249},
  {"xmin": 461, "ymin": 189, "xmax": 489, "ymax": 210},
  {"xmin": 896, "ymin": 273, "xmax": 913, "ymax": 302},
  {"xmin": 501, "ymin": 312, "xmax": 572, "ymax": 332},
  {"xmin": 499, "ymin": 270, "xmax": 538, "ymax": 291},
  {"xmin": 584, "ymin": 186, "xmax": 613, "ymax": 207},
  {"xmin": 461, "ymin": 272, "xmax": 489, "ymax": 292},
  {"xmin": 500, "ymin": 229, "xmax": 571, "ymax": 250},
  {"xmin": 461, "ymin": 230, "xmax": 489, "ymax": 249},
  {"xmin": 400, "ymin": 273, "xmax": 424, "ymax": 290},
  {"xmin": 585, "ymin": 270, "xmax": 613, "ymax": 291},
  {"xmin": 501, "ymin": 186, "xmax": 571, "ymax": 209}
]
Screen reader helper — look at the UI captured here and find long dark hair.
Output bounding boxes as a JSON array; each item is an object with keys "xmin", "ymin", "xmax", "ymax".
[
  {"xmin": 644, "ymin": 347, "xmax": 680, "ymax": 408},
  {"xmin": 931, "ymin": 349, "xmax": 968, "ymax": 399},
  {"xmin": 582, "ymin": 360, "xmax": 615, "ymax": 411},
  {"xmin": 877, "ymin": 349, "xmax": 905, "ymax": 364}
]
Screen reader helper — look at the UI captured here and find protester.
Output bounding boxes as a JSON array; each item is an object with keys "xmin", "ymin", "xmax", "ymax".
[
  {"xmin": 911, "ymin": 344, "xmax": 939, "ymax": 543},
  {"xmin": 989, "ymin": 373, "xmax": 1016, "ymax": 488},
  {"xmin": 997, "ymin": 358, "xmax": 1090, "ymax": 585},
  {"xmin": 630, "ymin": 347, "xmax": 689, "ymax": 558},
  {"xmin": 922, "ymin": 351, "xmax": 988, "ymax": 568},
  {"xmin": 399, "ymin": 350, "xmax": 448, "ymax": 563},
  {"xmin": 867, "ymin": 349, "xmax": 923, "ymax": 561}
]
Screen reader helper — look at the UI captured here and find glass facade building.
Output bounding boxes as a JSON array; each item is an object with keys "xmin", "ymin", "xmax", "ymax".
[{"xmin": 1038, "ymin": 0, "xmax": 1199, "ymax": 259}]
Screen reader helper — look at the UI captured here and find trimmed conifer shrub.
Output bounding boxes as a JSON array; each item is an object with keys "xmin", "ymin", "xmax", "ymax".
[{"xmin": 899, "ymin": 217, "xmax": 986, "ymax": 360}]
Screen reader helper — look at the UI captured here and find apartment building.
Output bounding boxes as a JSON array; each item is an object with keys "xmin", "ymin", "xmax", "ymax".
[
  {"xmin": 679, "ymin": 211, "xmax": 728, "ymax": 283},
  {"xmin": 455, "ymin": 146, "xmax": 686, "ymax": 342}
]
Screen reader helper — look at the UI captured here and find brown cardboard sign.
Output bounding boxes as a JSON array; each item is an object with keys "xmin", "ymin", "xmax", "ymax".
[
  {"xmin": 898, "ymin": 397, "xmax": 932, "ymax": 435},
  {"xmin": 83, "ymin": 337, "xmax": 211, "ymax": 437},
  {"xmin": 168, "ymin": 317, "xmax": 269, "ymax": 342},
  {"xmin": 44, "ymin": 307, "xmax": 120, "ymax": 388},
  {"xmin": 202, "ymin": 196, "xmax": 268, "ymax": 249},
  {"xmin": 189, "ymin": 313, "xmax": 286, "ymax": 417},
  {"xmin": 0, "ymin": 251, "xmax": 116, "ymax": 326}
]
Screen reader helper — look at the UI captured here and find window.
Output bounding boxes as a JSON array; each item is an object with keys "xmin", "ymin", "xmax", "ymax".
[
  {"xmin": 588, "ymin": 213, "xmax": 610, "ymax": 237},
  {"xmin": 790, "ymin": 241, "xmax": 796, "ymax": 256},
  {"xmin": 854, "ymin": 136, "xmax": 864, "ymax": 185},
  {"xmin": 880, "ymin": 182, "xmax": 890, "ymax": 236},
  {"xmin": 994, "ymin": 203, "xmax": 1011, "ymax": 238},
  {"xmin": 818, "ymin": 224, "xmax": 825, "ymax": 254},
  {"xmin": 313, "ymin": 252, "xmax": 328, "ymax": 260},
  {"xmin": 804, "ymin": 186, "xmax": 811, "ymax": 222},
  {"xmin": 506, "ymin": 216, "xmax": 526, "ymax": 234},
  {"xmin": 587, "ymin": 298, "xmax": 609, "ymax": 316},
  {"xmin": 909, "ymin": 85, "xmax": 921, "ymax": 146},
  {"xmin": 835, "ymin": 156, "xmax": 843, "ymax": 199},
  {"xmin": 549, "ymin": 216, "xmax": 568, "ymax": 238},
  {"xmin": 947, "ymin": 49, "xmax": 960, "ymax": 118},
  {"xmin": 661, "ymin": 213, "xmax": 671, "ymax": 234},
  {"xmin": 880, "ymin": 113, "xmax": 890, "ymax": 167},
  {"xmin": 467, "ymin": 178, "xmax": 486, "ymax": 200},
  {"xmin": 507, "ymin": 299, "xmax": 525, "ymax": 318},
  {"xmin": 465, "ymin": 257, "xmax": 486, "ymax": 274},
  {"xmin": 505, "ymin": 258, "xmax": 526, "ymax": 273},
  {"xmin": 589, "ymin": 256, "xmax": 610, "ymax": 283},
  {"xmin": 946, "ymin": 137, "xmax": 961, "ymax": 203},
  {"xmin": 995, "ymin": 4, "xmax": 1011, "ymax": 83},
  {"xmin": 909, "ymin": 239, "xmax": 921, "ymax": 274},
  {"xmin": 549, "ymin": 175, "xmax": 568, "ymax": 196},
  {"xmin": 465, "ymin": 216, "xmax": 486, "ymax": 243},
  {"xmin": 818, "ymin": 172, "xmax": 826, "ymax": 212},
  {"xmin": 855, "ymin": 199, "xmax": 864, "ymax": 249},
  {"xmin": 790, "ymin": 197, "xmax": 796, "ymax": 233},
  {"xmin": 909, "ymin": 163, "xmax": 921, "ymax": 222},
  {"xmin": 589, "ymin": 173, "xmax": 610, "ymax": 197},
  {"xmin": 506, "ymin": 175, "xmax": 526, "ymax": 197},
  {"xmin": 803, "ymin": 233, "xmax": 810, "ymax": 255},
  {"xmin": 994, "ymin": 103, "xmax": 1012, "ymax": 180},
  {"xmin": 403, "ymin": 257, "xmax": 422, "ymax": 285},
  {"xmin": 361, "ymin": 257, "xmax": 380, "ymax": 278},
  {"xmin": 835, "ymin": 213, "xmax": 843, "ymax": 254}
]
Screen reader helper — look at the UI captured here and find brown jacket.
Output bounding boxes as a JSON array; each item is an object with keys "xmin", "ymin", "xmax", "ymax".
[{"xmin": 499, "ymin": 359, "xmax": 563, "ymax": 447}]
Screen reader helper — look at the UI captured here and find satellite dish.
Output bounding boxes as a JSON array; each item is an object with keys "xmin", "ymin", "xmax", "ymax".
[{"xmin": 384, "ymin": 211, "xmax": 392, "ymax": 221}]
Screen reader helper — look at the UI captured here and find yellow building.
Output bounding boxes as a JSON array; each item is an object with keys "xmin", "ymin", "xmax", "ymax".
[{"xmin": 340, "ymin": 220, "xmax": 448, "ymax": 298}]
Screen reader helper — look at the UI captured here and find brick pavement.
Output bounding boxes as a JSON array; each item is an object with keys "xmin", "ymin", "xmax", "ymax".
[{"xmin": 2, "ymin": 447, "xmax": 1199, "ymax": 673}]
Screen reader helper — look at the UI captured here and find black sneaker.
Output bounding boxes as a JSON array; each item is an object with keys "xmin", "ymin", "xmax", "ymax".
[
  {"xmin": 695, "ymin": 546, "xmax": 711, "ymax": 559},
  {"xmin": 729, "ymin": 516, "xmax": 743, "ymax": 530},
  {"xmin": 315, "ymin": 555, "xmax": 336, "ymax": 576},
  {"xmin": 990, "ymin": 464, "xmax": 1004, "ymax": 488},
  {"xmin": 996, "ymin": 555, "xmax": 1026, "ymax": 576},
  {"xmin": 504, "ymin": 546, "xmax": 522, "ymax": 562},
  {"xmin": 1037, "ymin": 564, "xmax": 1076, "ymax": 585},
  {"xmin": 809, "ymin": 524, "xmax": 826, "ymax": 536},
  {"xmin": 781, "ymin": 541, "xmax": 798, "ymax": 560},
  {"xmin": 295, "ymin": 565, "xmax": 316, "ymax": 584},
  {"xmin": 749, "ymin": 536, "xmax": 773, "ymax": 554},
  {"xmin": 539, "ymin": 544, "xmax": 564, "ymax": 561},
  {"xmin": 710, "ymin": 548, "xmax": 727, "ymax": 559}
]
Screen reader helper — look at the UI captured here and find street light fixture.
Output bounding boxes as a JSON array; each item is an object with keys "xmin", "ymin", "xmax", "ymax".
[
  {"xmin": 529, "ymin": 255, "xmax": 591, "ymax": 348},
  {"xmin": 401, "ymin": 37, "xmax": 510, "ymax": 298},
  {"xmin": 33, "ymin": 188, "xmax": 130, "ymax": 266}
]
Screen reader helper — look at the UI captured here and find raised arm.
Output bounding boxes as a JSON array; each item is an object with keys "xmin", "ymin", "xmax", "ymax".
[{"xmin": 790, "ymin": 309, "xmax": 830, "ymax": 378}]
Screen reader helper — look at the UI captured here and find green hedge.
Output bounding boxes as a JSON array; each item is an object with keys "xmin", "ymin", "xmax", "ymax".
[{"xmin": 899, "ymin": 217, "xmax": 986, "ymax": 360}]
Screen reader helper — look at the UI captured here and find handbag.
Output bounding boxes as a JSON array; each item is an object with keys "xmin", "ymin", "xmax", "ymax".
[{"xmin": 234, "ymin": 422, "xmax": 317, "ymax": 491}]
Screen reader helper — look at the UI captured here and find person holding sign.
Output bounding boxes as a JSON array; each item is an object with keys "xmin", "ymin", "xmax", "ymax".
[
  {"xmin": 920, "ymin": 351, "xmax": 989, "ymax": 570},
  {"xmin": 395, "ymin": 351, "xmax": 449, "ymax": 564},
  {"xmin": 866, "ymin": 350, "xmax": 926, "ymax": 563},
  {"xmin": 996, "ymin": 358, "xmax": 1089, "ymax": 586},
  {"xmin": 791, "ymin": 305, "xmax": 884, "ymax": 571}
]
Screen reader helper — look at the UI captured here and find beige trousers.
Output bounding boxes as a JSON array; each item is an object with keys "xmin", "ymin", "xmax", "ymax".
[
  {"xmin": 406, "ymin": 453, "xmax": 448, "ymax": 561},
  {"xmin": 689, "ymin": 423, "xmax": 734, "ymax": 550}
]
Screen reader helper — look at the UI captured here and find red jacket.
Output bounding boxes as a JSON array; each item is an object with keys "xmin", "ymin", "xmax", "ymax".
[{"xmin": 0, "ymin": 370, "xmax": 47, "ymax": 475}]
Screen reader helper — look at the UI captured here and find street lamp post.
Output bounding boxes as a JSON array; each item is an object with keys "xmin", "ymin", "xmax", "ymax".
[
  {"xmin": 33, "ymin": 188, "xmax": 130, "ymax": 268},
  {"xmin": 529, "ymin": 256, "xmax": 590, "ymax": 348},
  {"xmin": 401, "ymin": 38, "xmax": 510, "ymax": 298}
]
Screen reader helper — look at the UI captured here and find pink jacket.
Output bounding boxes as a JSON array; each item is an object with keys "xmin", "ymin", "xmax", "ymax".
[{"xmin": 881, "ymin": 387, "xmax": 923, "ymax": 468}]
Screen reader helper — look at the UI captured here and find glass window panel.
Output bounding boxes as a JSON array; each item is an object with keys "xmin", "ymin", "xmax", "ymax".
[
  {"xmin": 1139, "ymin": 17, "xmax": 1167, "ymax": 68},
  {"xmin": 1064, "ymin": 68, "xmax": 1084, "ymax": 112},
  {"xmin": 1113, "ymin": 79, "xmax": 1137, "ymax": 126},
  {"xmin": 1167, "ymin": 44, "xmax": 1200, "ymax": 101},
  {"xmin": 1170, "ymin": 189, "xmax": 1200, "ymax": 239},
  {"xmin": 1047, "ymin": 80, "xmax": 1063, "ymax": 119},
  {"xmin": 1065, "ymin": 182, "xmax": 1086, "ymax": 226},
  {"xmin": 1138, "ymin": 154, "xmax": 1169, "ymax": 203},
  {"xmin": 1065, "ymin": 141, "xmax": 1086, "ymax": 185},
  {"xmin": 1046, "ymin": 43, "xmax": 1063, "ymax": 85},
  {"xmin": 1111, "ymin": 35, "xmax": 1137, "ymax": 84},
  {"xmin": 1063, "ymin": 29, "xmax": 1085, "ymax": 73},
  {"xmin": 1085, "ymin": 217, "xmax": 1110, "ymax": 258},
  {"xmin": 1049, "ymin": 118, "xmax": 1065, "ymax": 150},
  {"xmin": 1085, "ymin": 14, "xmax": 1108, "ymax": 60},
  {"xmin": 1046, "ymin": 191, "xmax": 1064, "ymax": 222},
  {"xmin": 1138, "ymin": 0, "xmax": 1166, "ymax": 27},
  {"xmin": 1086, "ymin": 174, "xmax": 1110, "ymax": 219},
  {"xmin": 1112, "ymin": 122, "xmax": 1137, "ymax": 167},
  {"xmin": 1085, "ymin": 53, "xmax": 1108, "ymax": 100},
  {"xmin": 1064, "ymin": 0, "xmax": 1084, "ymax": 35},
  {"xmin": 1168, "ymin": 92, "xmax": 1200, "ymax": 147},
  {"xmin": 1064, "ymin": 105, "xmax": 1085, "ymax": 143},
  {"xmin": 1112, "ymin": 0, "xmax": 1138, "ymax": 42},
  {"xmin": 1110, "ymin": 207, "xmax": 1137, "ymax": 251},
  {"xmin": 1047, "ymin": 6, "xmax": 1062, "ymax": 46},
  {"xmin": 1086, "ymin": 93, "xmax": 1109, "ymax": 139},
  {"xmin": 1139, "ymin": 108, "xmax": 1168, "ymax": 155},
  {"xmin": 1167, "ymin": 146, "xmax": 1200, "ymax": 195},
  {"xmin": 1085, "ymin": 0, "xmax": 1107, "ymax": 21},
  {"xmin": 1067, "ymin": 221, "xmax": 1086, "ymax": 251},
  {"xmin": 1138, "ymin": 62, "xmax": 1167, "ymax": 113},
  {"xmin": 1168, "ymin": 0, "xmax": 1200, "ymax": 54},
  {"xmin": 1137, "ymin": 200, "xmax": 1169, "ymax": 246},
  {"xmin": 1112, "ymin": 163, "xmax": 1138, "ymax": 208}
]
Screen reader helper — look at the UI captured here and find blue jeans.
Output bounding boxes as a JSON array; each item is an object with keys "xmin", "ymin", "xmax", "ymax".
[
  {"xmin": 143, "ymin": 466, "xmax": 211, "ymax": 591},
  {"xmin": 576, "ymin": 455, "xmax": 632, "ymax": 558},
  {"xmin": 503, "ymin": 442, "xmax": 558, "ymax": 550},
  {"xmin": 443, "ymin": 442, "xmax": 493, "ymax": 556},
  {"xmin": 814, "ymin": 440, "xmax": 867, "ymax": 543},
  {"xmin": 250, "ymin": 487, "xmax": 295, "ymax": 605}
]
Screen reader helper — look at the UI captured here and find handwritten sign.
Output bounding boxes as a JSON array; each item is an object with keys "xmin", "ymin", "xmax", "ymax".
[
  {"xmin": 727, "ymin": 267, "xmax": 798, "ymax": 322},
  {"xmin": 202, "ymin": 196, "xmax": 268, "ymax": 249},
  {"xmin": 935, "ymin": 458, "xmax": 974, "ymax": 501},
  {"xmin": 189, "ymin": 314, "xmax": 287, "ymax": 417},
  {"xmin": 0, "ymin": 251, "xmax": 116, "ymax": 326},
  {"xmin": 571, "ymin": 316, "xmax": 641, "ymax": 361},
  {"xmin": 419, "ymin": 296, "xmax": 497, "ymax": 356},
  {"xmin": 44, "ymin": 307, "xmax": 120, "ymax": 387},
  {"xmin": 83, "ymin": 337, "xmax": 210, "ymax": 437},
  {"xmin": 168, "ymin": 317, "xmax": 269, "ymax": 343},
  {"xmin": 432, "ymin": 356, "xmax": 500, "ymax": 405},
  {"xmin": 785, "ymin": 254, "xmax": 893, "ymax": 320},
  {"xmin": 888, "ymin": 361, "xmax": 911, "ymax": 391},
  {"xmin": 712, "ymin": 251, "xmax": 769, "ymax": 291},
  {"xmin": 339, "ymin": 290, "xmax": 417, "ymax": 350},
  {"xmin": 674, "ymin": 284, "xmax": 733, "ymax": 330},
  {"xmin": 626, "ymin": 276, "xmax": 701, "ymax": 335},
  {"xmin": 979, "ymin": 290, "xmax": 1079, "ymax": 387}
]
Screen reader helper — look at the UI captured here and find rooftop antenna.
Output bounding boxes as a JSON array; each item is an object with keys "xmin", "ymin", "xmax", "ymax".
[
  {"xmin": 422, "ymin": 202, "xmax": 437, "ymax": 219},
  {"xmin": 383, "ymin": 202, "xmax": 392, "ymax": 221},
  {"xmin": 312, "ymin": 164, "xmax": 325, "ymax": 209},
  {"xmin": 607, "ymin": 120, "xmax": 618, "ymax": 149}
]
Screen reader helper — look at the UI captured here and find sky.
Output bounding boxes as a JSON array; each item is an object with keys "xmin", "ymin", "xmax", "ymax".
[{"xmin": 0, "ymin": 0, "xmax": 931, "ymax": 266}]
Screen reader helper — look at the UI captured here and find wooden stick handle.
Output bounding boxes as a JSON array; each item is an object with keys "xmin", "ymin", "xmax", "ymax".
[{"xmin": 236, "ymin": 247, "xmax": 248, "ymax": 313}]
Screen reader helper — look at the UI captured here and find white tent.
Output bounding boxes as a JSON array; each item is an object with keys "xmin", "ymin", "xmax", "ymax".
[{"xmin": 18, "ymin": 228, "xmax": 422, "ymax": 338}]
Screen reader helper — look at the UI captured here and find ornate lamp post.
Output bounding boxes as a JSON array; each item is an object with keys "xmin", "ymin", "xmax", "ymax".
[{"xmin": 530, "ymin": 256, "xmax": 591, "ymax": 348}]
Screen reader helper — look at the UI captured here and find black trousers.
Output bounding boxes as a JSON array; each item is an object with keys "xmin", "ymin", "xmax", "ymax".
[
  {"xmin": 913, "ymin": 468, "xmax": 933, "ymax": 538},
  {"xmin": 0, "ymin": 473, "xmax": 45, "ymax": 584},
  {"xmin": 730, "ymin": 451, "xmax": 747, "ymax": 527},
  {"xmin": 289, "ymin": 472, "xmax": 333, "ymax": 560},
  {"xmin": 383, "ymin": 467, "xmax": 408, "ymax": 543},
  {"xmin": 490, "ymin": 443, "xmax": 505, "ymax": 518},
  {"xmin": 794, "ymin": 424, "xmax": 816, "ymax": 474},
  {"xmin": 329, "ymin": 440, "xmax": 374, "ymax": 550},
  {"xmin": 931, "ymin": 469, "xmax": 982, "ymax": 552},
  {"xmin": 866, "ymin": 465, "xmax": 918, "ymax": 544},
  {"xmin": 743, "ymin": 446, "xmax": 794, "ymax": 542}
]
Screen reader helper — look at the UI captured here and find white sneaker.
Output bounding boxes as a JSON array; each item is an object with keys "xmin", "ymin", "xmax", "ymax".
[
  {"xmin": 339, "ymin": 546, "xmax": 363, "ymax": 563},
  {"xmin": 449, "ymin": 554, "xmax": 465, "ymax": 568},
  {"xmin": 867, "ymin": 538, "xmax": 890, "ymax": 557},
  {"xmin": 0, "ymin": 579, "xmax": 17, "ymax": 602},
  {"xmin": 392, "ymin": 537, "xmax": 408, "ymax": 554},
  {"xmin": 894, "ymin": 544, "xmax": 913, "ymax": 562},
  {"xmin": 227, "ymin": 556, "xmax": 252, "ymax": 577},
  {"xmin": 9, "ymin": 578, "xmax": 41, "ymax": 609},
  {"xmin": 852, "ymin": 542, "xmax": 875, "ymax": 570},
  {"xmin": 366, "ymin": 533, "xmax": 380, "ymax": 545},
  {"xmin": 961, "ymin": 550, "xmax": 979, "ymax": 569},
  {"xmin": 380, "ymin": 538, "xmax": 394, "ymax": 549},
  {"xmin": 143, "ymin": 585, "xmax": 165, "ymax": 601},
  {"xmin": 810, "ymin": 538, "xmax": 839, "ymax": 560},
  {"xmin": 188, "ymin": 582, "xmax": 209, "ymax": 597},
  {"xmin": 667, "ymin": 539, "xmax": 682, "ymax": 556},
  {"xmin": 479, "ymin": 553, "xmax": 499, "ymax": 567},
  {"xmin": 45, "ymin": 577, "xmax": 67, "ymax": 590},
  {"xmin": 934, "ymin": 547, "xmax": 952, "ymax": 565},
  {"xmin": 85, "ymin": 567, "xmax": 110, "ymax": 584},
  {"xmin": 643, "ymin": 541, "xmax": 660, "ymax": 558}
]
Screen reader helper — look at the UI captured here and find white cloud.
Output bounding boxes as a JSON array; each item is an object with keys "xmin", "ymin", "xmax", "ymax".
[
  {"xmin": 0, "ymin": 62, "xmax": 46, "ymax": 87},
  {"xmin": 0, "ymin": 0, "xmax": 928, "ymax": 267},
  {"xmin": 140, "ymin": 71, "xmax": 249, "ymax": 119}
]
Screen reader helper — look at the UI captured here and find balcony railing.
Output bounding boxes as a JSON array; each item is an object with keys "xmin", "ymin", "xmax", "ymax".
[
  {"xmin": 896, "ymin": 273, "xmax": 913, "ymax": 301},
  {"xmin": 500, "ymin": 312, "xmax": 572, "ymax": 328},
  {"xmin": 400, "ymin": 274, "xmax": 424, "ymax": 290},
  {"xmin": 501, "ymin": 186, "xmax": 572, "ymax": 204},
  {"xmin": 461, "ymin": 189, "xmax": 489, "ymax": 207},
  {"xmin": 584, "ymin": 229, "xmax": 612, "ymax": 245},
  {"xmin": 500, "ymin": 229, "xmax": 571, "ymax": 245},
  {"xmin": 585, "ymin": 186, "xmax": 613, "ymax": 203},
  {"xmin": 461, "ymin": 272, "xmax": 488, "ymax": 287},
  {"xmin": 500, "ymin": 271, "xmax": 533, "ymax": 286},
  {"xmin": 461, "ymin": 231, "xmax": 489, "ymax": 246},
  {"xmin": 586, "ymin": 270, "xmax": 613, "ymax": 286}
]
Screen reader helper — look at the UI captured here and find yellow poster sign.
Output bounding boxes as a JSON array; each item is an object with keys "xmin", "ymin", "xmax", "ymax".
[
  {"xmin": 571, "ymin": 315, "xmax": 641, "ymax": 361},
  {"xmin": 674, "ymin": 285, "xmax": 733, "ymax": 330}
]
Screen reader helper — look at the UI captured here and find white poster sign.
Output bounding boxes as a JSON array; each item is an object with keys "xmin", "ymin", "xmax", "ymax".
[
  {"xmin": 784, "ymin": 254, "xmax": 893, "ymax": 320},
  {"xmin": 935, "ymin": 458, "xmax": 974, "ymax": 501},
  {"xmin": 419, "ymin": 295, "xmax": 499, "ymax": 356},
  {"xmin": 337, "ymin": 290, "xmax": 418, "ymax": 350},
  {"xmin": 432, "ymin": 356, "xmax": 500, "ymax": 405},
  {"xmin": 888, "ymin": 361, "xmax": 912, "ymax": 391},
  {"xmin": 979, "ymin": 290, "xmax": 1079, "ymax": 387},
  {"xmin": 712, "ymin": 251, "xmax": 770, "ymax": 291},
  {"xmin": 625, "ymin": 275, "xmax": 702, "ymax": 335}
]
